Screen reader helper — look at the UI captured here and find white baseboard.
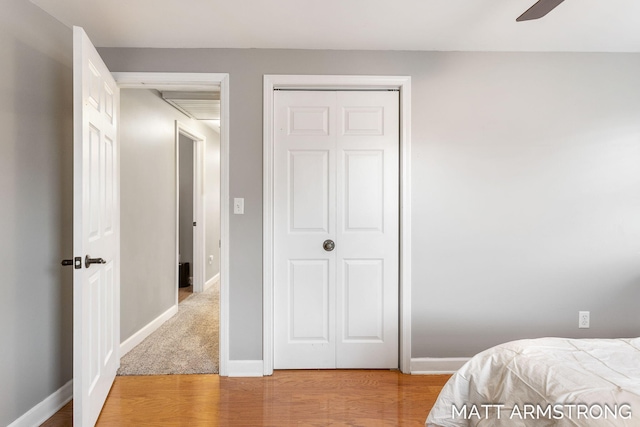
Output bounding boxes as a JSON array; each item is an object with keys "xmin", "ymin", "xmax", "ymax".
[
  {"xmin": 8, "ymin": 379, "xmax": 73, "ymax": 427},
  {"xmin": 120, "ymin": 304, "xmax": 178, "ymax": 356},
  {"xmin": 204, "ymin": 272, "xmax": 220, "ymax": 291},
  {"xmin": 227, "ymin": 360, "xmax": 264, "ymax": 377},
  {"xmin": 411, "ymin": 357, "xmax": 470, "ymax": 374}
]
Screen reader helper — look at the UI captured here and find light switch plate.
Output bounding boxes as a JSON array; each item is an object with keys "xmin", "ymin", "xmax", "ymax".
[{"xmin": 234, "ymin": 198, "xmax": 244, "ymax": 214}]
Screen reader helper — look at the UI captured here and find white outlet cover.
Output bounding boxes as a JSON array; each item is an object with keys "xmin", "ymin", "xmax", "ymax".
[{"xmin": 579, "ymin": 311, "xmax": 590, "ymax": 329}]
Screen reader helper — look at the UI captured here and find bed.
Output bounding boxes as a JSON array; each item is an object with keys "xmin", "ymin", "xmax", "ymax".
[{"xmin": 426, "ymin": 337, "xmax": 640, "ymax": 427}]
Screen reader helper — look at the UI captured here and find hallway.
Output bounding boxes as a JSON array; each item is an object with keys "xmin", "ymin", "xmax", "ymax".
[{"xmin": 117, "ymin": 282, "xmax": 219, "ymax": 376}]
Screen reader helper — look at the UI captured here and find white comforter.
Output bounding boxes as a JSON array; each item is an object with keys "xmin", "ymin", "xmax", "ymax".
[{"xmin": 426, "ymin": 337, "xmax": 640, "ymax": 427}]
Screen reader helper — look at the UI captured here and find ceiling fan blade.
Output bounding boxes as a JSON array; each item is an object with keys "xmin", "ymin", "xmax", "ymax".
[{"xmin": 517, "ymin": 0, "xmax": 566, "ymax": 21}]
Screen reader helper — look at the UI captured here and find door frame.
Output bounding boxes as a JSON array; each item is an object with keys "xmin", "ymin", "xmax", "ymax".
[
  {"xmin": 112, "ymin": 72, "xmax": 230, "ymax": 376},
  {"xmin": 175, "ymin": 122, "xmax": 206, "ymax": 294},
  {"xmin": 262, "ymin": 74, "xmax": 412, "ymax": 375}
]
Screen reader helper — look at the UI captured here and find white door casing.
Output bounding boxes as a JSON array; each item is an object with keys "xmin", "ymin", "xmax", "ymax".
[
  {"xmin": 73, "ymin": 26, "xmax": 120, "ymax": 426},
  {"xmin": 273, "ymin": 90, "xmax": 399, "ymax": 369},
  {"xmin": 111, "ymin": 72, "xmax": 230, "ymax": 376},
  {"xmin": 264, "ymin": 75, "xmax": 412, "ymax": 375}
]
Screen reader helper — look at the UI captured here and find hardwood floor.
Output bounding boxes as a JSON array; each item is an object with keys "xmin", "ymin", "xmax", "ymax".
[
  {"xmin": 178, "ymin": 284, "xmax": 193, "ymax": 303},
  {"xmin": 41, "ymin": 371, "xmax": 450, "ymax": 426},
  {"xmin": 40, "ymin": 401, "xmax": 72, "ymax": 427}
]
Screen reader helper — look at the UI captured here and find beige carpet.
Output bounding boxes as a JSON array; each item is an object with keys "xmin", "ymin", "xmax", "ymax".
[{"xmin": 117, "ymin": 282, "xmax": 219, "ymax": 375}]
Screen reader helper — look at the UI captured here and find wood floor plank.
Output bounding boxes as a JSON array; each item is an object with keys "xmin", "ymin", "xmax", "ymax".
[
  {"xmin": 40, "ymin": 371, "xmax": 450, "ymax": 426},
  {"xmin": 40, "ymin": 401, "xmax": 72, "ymax": 427}
]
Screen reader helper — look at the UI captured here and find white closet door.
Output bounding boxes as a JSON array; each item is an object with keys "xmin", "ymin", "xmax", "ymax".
[
  {"xmin": 274, "ymin": 91, "xmax": 337, "ymax": 368},
  {"xmin": 335, "ymin": 91, "xmax": 399, "ymax": 368},
  {"xmin": 273, "ymin": 90, "xmax": 398, "ymax": 369}
]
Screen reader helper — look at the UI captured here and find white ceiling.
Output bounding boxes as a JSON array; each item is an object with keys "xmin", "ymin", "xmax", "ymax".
[{"xmin": 30, "ymin": 0, "xmax": 640, "ymax": 52}]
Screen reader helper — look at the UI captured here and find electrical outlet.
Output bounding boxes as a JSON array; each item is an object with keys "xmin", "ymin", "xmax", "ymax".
[
  {"xmin": 579, "ymin": 311, "xmax": 590, "ymax": 329},
  {"xmin": 209, "ymin": 255, "xmax": 213, "ymax": 265}
]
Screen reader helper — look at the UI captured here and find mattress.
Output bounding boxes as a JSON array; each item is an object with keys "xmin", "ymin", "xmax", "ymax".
[{"xmin": 426, "ymin": 337, "xmax": 640, "ymax": 427}]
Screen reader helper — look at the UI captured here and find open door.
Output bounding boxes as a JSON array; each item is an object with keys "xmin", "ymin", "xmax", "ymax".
[{"xmin": 73, "ymin": 26, "xmax": 120, "ymax": 426}]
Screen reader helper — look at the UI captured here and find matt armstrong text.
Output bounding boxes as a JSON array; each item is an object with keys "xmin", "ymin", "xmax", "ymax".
[{"xmin": 451, "ymin": 403, "xmax": 632, "ymax": 420}]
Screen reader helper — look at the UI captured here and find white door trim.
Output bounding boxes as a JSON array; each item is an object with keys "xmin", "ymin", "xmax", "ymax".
[
  {"xmin": 112, "ymin": 72, "xmax": 230, "ymax": 376},
  {"xmin": 263, "ymin": 74, "xmax": 412, "ymax": 375},
  {"xmin": 175, "ymin": 122, "xmax": 206, "ymax": 294}
]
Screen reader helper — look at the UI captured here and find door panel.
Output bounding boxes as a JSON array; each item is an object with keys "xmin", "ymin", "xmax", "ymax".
[
  {"xmin": 344, "ymin": 150, "xmax": 384, "ymax": 231},
  {"xmin": 290, "ymin": 260, "xmax": 330, "ymax": 341},
  {"xmin": 342, "ymin": 107, "xmax": 384, "ymax": 136},
  {"xmin": 105, "ymin": 136, "xmax": 115, "ymax": 233},
  {"xmin": 335, "ymin": 91, "xmax": 398, "ymax": 369},
  {"xmin": 73, "ymin": 26, "xmax": 120, "ymax": 427},
  {"xmin": 343, "ymin": 259, "xmax": 384, "ymax": 341},
  {"xmin": 88, "ymin": 125, "xmax": 101, "ymax": 239},
  {"xmin": 274, "ymin": 91, "xmax": 336, "ymax": 369},
  {"xmin": 288, "ymin": 106, "xmax": 330, "ymax": 136},
  {"xmin": 274, "ymin": 90, "xmax": 398, "ymax": 369},
  {"xmin": 289, "ymin": 150, "xmax": 330, "ymax": 232}
]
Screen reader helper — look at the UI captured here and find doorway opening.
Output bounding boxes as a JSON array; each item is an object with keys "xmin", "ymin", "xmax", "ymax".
[
  {"xmin": 176, "ymin": 123, "xmax": 205, "ymax": 302},
  {"xmin": 115, "ymin": 88, "xmax": 220, "ymax": 376},
  {"xmin": 114, "ymin": 73, "xmax": 230, "ymax": 376}
]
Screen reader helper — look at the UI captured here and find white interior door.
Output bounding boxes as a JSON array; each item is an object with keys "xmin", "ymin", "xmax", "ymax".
[
  {"xmin": 273, "ymin": 90, "xmax": 399, "ymax": 369},
  {"xmin": 73, "ymin": 26, "xmax": 120, "ymax": 427}
]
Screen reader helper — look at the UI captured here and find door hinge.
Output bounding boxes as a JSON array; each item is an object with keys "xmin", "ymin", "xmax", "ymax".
[{"xmin": 193, "ymin": 222, "xmax": 197, "ymax": 227}]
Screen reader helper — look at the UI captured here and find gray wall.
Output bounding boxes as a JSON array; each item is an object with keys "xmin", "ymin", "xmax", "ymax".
[
  {"xmin": 179, "ymin": 133, "xmax": 194, "ymax": 271},
  {"xmin": 0, "ymin": 0, "xmax": 73, "ymax": 425},
  {"xmin": 120, "ymin": 88, "xmax": 220, "ymax": 341},
  {"xmin": 100, "ymin": 48, "xmax": 640, "ymax": 361}
]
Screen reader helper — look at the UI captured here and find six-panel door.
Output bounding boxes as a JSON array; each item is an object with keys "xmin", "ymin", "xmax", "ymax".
[
  {"xmin": 73, "ymin": 26, "xmax": 120, "ymax": 427},
  {"xmin": 274, "ymin": 90, "xmax": 399, "ymax": 369}
]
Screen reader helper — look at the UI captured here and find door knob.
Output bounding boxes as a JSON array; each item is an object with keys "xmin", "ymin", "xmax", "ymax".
[
  {"xmin": 85, "ymin": 255, "xmax": 106, "ymax": 268},
  {"xmin": 323, "ymin": 240, "xmax": 335, "ymax": 252}
]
